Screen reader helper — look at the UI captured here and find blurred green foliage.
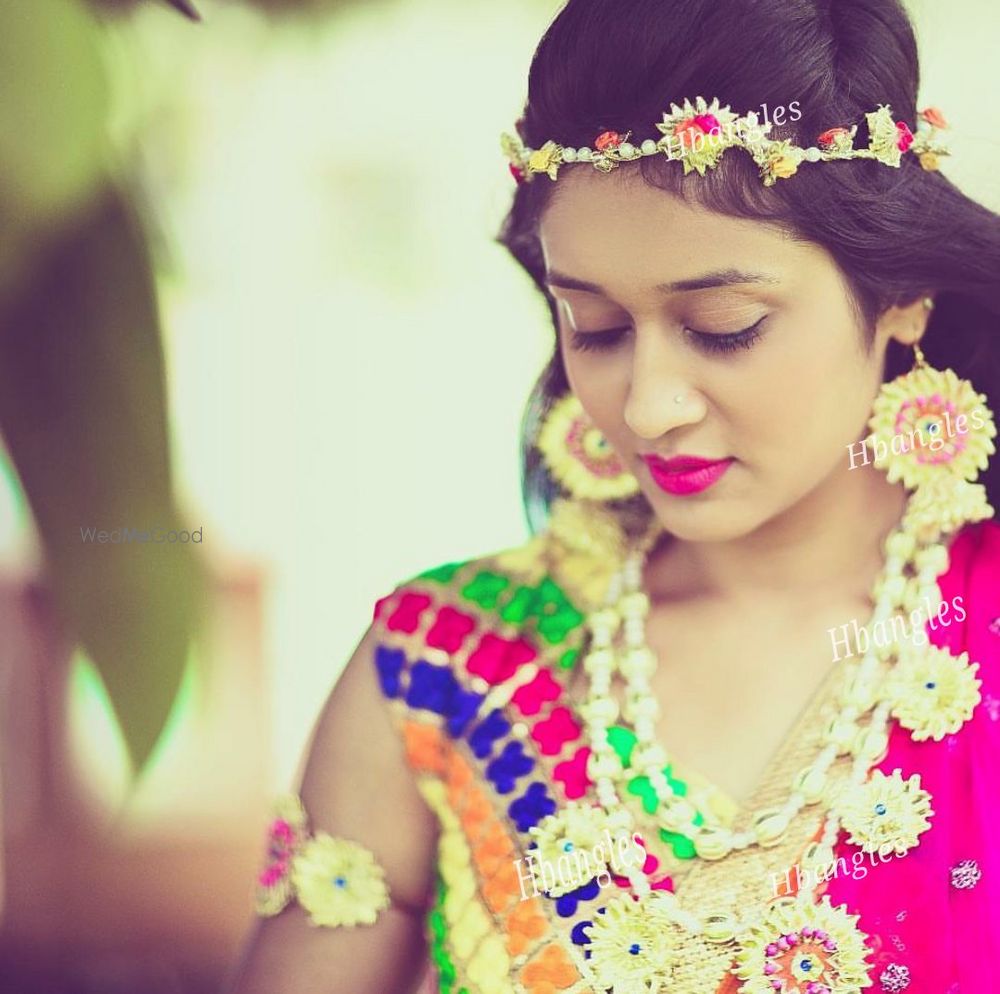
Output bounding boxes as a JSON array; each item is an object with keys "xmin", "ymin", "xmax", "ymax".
[{"xmin": 0, "ymin": 0, "xmax": 205, "ymax": 777}]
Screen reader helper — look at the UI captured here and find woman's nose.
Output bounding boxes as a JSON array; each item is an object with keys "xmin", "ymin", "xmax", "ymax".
[{"xmin": 623, "ymin": 328, "xmax": 705, "ymax": 439}]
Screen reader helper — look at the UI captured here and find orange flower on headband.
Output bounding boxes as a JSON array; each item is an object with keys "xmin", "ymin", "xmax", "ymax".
[
  {"xmin": 594, "ymin": 130, "xmax": 624, "ymax": 151},
  {"xmin": 817, "ymin": 127, "xmax": 852, "ymax": 149},
  {"xmin": 919, "ymin": 106, "xmax": 949, "ymax": 129}
]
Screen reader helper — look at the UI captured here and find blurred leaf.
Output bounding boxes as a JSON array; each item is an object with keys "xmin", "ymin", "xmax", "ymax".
[
  {"xmin": 0, "ymin": 0, "xmax": 109, "ymax": 228},
  {"xmin": 0, "ymin": 183, "xmax": 206, "ymax": 773}
]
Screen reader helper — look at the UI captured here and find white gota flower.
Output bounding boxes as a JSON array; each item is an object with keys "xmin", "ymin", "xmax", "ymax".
[
  {"xmin": 527, "ymin": 803, "xmax": 615, "ymax": 896},
  {"xmin": 887, "ymin": 645, "xmax": 981, "ymax": 741}
]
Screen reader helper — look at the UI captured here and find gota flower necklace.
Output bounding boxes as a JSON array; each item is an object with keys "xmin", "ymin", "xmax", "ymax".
[{"xmin": 541, "ymin": 484, "xmax": 990, "ymax": 994}]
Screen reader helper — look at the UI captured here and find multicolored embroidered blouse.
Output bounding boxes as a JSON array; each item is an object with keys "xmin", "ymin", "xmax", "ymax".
[{"xmin": 260, "ymin": 516, "xmax": 1000, "ymax": 994}]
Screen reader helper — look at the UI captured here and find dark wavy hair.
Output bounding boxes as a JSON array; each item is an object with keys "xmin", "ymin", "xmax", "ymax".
[{"xmin": 496, "ymin": 0, "xmax": 1000, "ymax": 533}]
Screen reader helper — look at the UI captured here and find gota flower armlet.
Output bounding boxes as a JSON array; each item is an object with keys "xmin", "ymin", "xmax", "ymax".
[{"xmin": 254, "ymin": 794, "xmax": 391, "ymax": 928}]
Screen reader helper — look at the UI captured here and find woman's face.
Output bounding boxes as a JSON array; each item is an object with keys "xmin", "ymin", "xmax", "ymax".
[{"xmin": 538, "ymin": 170, "xmax": 921, "ymax": 543}]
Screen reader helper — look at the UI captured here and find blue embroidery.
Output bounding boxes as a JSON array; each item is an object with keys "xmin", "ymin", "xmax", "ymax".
[
  {"xmin": 555, "ymin": 878, "xmax": 601, "ymax": 917},
  {"xmin": 468, "ymin": 709, "xmax": 511, "ymax": 759},
  {"xmin": 485, "ymin": 740, "xmax": 535, "ymax": 794},
  {"xmin": 508, "ymin": 781, "xmax": 556, "ymax": 832},
  {"xmin": 406, "ymin": 660, "xmax": 461, "ymax": 715},
  {"xmin": 374, "ymin": 645, "xmax": 406, "ymax": 698},
  {"xmin": 446, "ymin": 688, "xmax": 485, "ymax": 738}
]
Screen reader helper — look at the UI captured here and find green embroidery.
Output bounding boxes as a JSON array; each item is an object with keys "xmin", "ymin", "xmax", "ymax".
[
  {"xmin": 608, "ymin": 729, "xmax": 700, "ymax": 858},
  {"xmin": 495, "ymin": 576, "xmax": 584, "ymax": 644},
  {"xmin": 428, "ymin": 876, "xmax": 458, "ymax": 993},
  {"xmin": 626, "ymin": 775, "xmax": 659, "ymax": 814},
  {"xmin": 419, "ymin": 561, "xmax": 468, "ymax": 584},
  {"xmin": 499, "ymin": 585, "xmax": 535, "ymax": 624},
  {"xmin": 658, "ymin": 827, "xmax": 698, "ymax": 859},
  {"xmin": 461, "ymin": 570, "xmax": 511, "ymax": 609},
  {"xmin": 664, "ymin": 764, "xmax": 688, "ymax": 797},
  {"xmin": 607, "ymin": 726, "xmax": 637, "ymax": 767},
  {"xmin": 558, "ymin": 647, "xmax": 579, "ymax": 669},
  {"xmin": 626, "ymin": 769, "xmax": 692, "ymax": 812}
]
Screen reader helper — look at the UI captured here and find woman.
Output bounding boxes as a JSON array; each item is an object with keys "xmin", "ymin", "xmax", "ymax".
[{"xmin": 228, "ymin": 1, "xmax": 1000, "ymax": 991}]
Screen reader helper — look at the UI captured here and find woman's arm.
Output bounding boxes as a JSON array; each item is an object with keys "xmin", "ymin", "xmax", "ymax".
[{"xmin": 226, "ymin": 623, "xmax": 440, "ymax": 994}]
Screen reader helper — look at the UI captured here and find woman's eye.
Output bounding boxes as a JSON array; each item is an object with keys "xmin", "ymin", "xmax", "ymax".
[
  {"xmin": 686, "ymin": 317, "xmax": 766, "ymax": 354},
  {"xmin": 568, "ymin": 317, "xmax": 766, "ymax": 355},
  {"xmin": 568, "ymin": 327, "xmax": 630, "ymax": 353}
]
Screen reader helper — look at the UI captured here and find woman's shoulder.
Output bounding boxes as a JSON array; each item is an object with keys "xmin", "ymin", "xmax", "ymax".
[
  {"xmin": 371, "ymin": 500, "xmax": 630, "ymax": 639},
  {"xmin": 367, "ymin": 502, "xmax": 630, "ymax": 712}
]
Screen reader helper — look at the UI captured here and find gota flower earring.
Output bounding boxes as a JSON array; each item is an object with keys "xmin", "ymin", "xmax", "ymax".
[
  {"xmin": 867, "ymin": 340, "xmax": 996, "ymax": 489},
  {"xmin": 864, "ymin": 322, "xmax": 997, "ymax": 538},
  {"xmin": 537, "ymin": 393, "xmax": 640, "ymax": 501}
]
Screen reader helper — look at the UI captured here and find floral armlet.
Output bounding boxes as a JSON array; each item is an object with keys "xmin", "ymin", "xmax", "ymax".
[{"xmin": 254, "ymin": 794, "xmax": 391, "ymax": 928}]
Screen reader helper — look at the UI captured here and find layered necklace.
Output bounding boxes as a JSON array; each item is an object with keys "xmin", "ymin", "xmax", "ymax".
[{"xmin": 529, "ymin": 487, "xmax": 988, "ymax": 994}]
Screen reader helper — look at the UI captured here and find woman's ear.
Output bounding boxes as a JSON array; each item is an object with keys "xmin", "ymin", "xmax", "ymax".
[{"xmin": 876, "ymin": 295, "xmax": 934, "ymax": 347}]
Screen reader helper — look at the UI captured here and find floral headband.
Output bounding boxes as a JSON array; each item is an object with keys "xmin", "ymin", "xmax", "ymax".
[{"xmin": 500, "ymin": 97, "xmax": 950, "ymax": 187}]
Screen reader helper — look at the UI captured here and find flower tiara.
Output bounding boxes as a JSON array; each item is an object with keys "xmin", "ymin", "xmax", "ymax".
[{"xmin": 500, "ymin": 97, "xmax": 951, "ymax": 187}]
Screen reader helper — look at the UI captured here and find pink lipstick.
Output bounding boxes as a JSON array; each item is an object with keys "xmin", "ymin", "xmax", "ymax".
[{"xmin": 641, "ymin": 454, "xmax": 733, "ymax": 496}]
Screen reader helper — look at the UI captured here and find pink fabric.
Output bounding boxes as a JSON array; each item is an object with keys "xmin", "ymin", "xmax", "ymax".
[{"xmin": 825, "ymin": 521, "xmax": 1000, "ymax": 991}]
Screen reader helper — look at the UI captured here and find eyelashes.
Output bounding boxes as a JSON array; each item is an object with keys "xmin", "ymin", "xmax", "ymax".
[{"xmin": 569, "ymin": 317, "xmax": 766, "ymax": 355}]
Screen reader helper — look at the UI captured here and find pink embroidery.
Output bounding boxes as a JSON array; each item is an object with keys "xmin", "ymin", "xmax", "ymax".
[
  {"xmin": 466, "ymin": 633, "xmax": 538, "ymax": 685},
  {"xmin": 270, "ymin": 818, "xmax": 294, "ymax": 848},
  {"xmin": 259, "ymin": 817, "xmax": 299, "ymax": 892},
  {"xmin": 512, "ymin": 668, "xmax": 562, "ymax": 716},
  {"xmin": 386, "ymin": 592, "xmax": 433, "ymax": 634},
  {"xmin": 553, "ymin": 746, "xmax": 591, "ymax": 799},
  {"xmin": 258, "ymin": 860, "xmax": 289, "ymax": 887},
  {"xmin": 531, "ymin": 707, "xmax": 582, "ymax": 756},
  {"xmin": 425, "ymin": 606, "xmax": 477, "ymax": 653},
  {"xmin": 611, "ymin": 835, "xmax": 673, "ymax": 891}
]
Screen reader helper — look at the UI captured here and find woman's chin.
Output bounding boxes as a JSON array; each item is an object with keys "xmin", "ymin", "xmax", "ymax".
[{"xmin": 642, "ymin": 487, "xmax": 765, "ymax": 544}]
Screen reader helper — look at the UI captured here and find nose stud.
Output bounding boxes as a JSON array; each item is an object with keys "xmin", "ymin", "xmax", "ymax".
[{"xmin": 674, "ymin": 394, "xmax": 684, "ymax": 405}]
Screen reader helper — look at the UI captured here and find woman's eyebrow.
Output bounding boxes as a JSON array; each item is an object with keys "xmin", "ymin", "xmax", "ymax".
[{"xmin": 544, "ymin": 267, "xmax": 781, "ymax": 295}]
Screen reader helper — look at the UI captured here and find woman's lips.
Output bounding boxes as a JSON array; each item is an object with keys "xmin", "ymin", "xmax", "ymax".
[{"xmin": 640, "ymin": 454, "xmax": 734, "ymax": 496}]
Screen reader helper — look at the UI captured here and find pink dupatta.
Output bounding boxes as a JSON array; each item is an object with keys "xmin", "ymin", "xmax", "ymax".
[{"xmin": 823, "ymin": 520, "xmax": 1000, "ymax": 991}]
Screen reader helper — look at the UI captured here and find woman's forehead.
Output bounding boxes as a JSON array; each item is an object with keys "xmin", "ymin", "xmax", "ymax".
[{"xmin": 538, "ymin": 179, "xmax": 803, "ymax": 296}]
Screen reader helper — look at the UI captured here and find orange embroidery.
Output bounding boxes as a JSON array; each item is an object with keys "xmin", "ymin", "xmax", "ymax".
[
  {"xmin": 402, "ymin": 721, "xmax": 446, "ymax": 774},
  {"xmin": 445, "ymin": 747, "xmax": 474, "ymax": 791},
  {"xmin": 714, "ymin": 974, "xmax": 742, "ymax": 994},
  {"xmin": 458, "ymin": 787, "xmax": 493, "ymax": 841},
  {"xmin": 471, "ymin": 821, "xmax": 515, "ymax": 878},
  {"xmin": 481, "ymin": 858, "xmax": 522, "ymax": 915},
  {"xmin": 504, "ymin": 898, "xmax": 549, "ymax": 957},
  {"xmin": 519, "ymin": 943, "xmax": 580, "ymax": 994}
]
